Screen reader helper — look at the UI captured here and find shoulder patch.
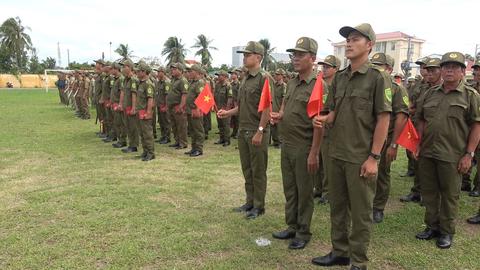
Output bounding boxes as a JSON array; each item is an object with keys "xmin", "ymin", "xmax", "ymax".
[{"xmin": 385, "ymin": 88, "xmax": 392, "ymax": 103}]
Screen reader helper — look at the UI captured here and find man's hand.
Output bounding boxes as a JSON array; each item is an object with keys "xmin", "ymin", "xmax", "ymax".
[
  {"xmin": 270, "ymin": 111, "xmax": 283, "ymax": 124},
  {"xmin": 217, "ymin": 109, "xmax": 229, "ymax": 119},
  {"xmin": 386, "ymin": 146, "xmax": 398, "ymax": 163},
  {"xmin": 252, "ymin": 131, "xmax": 263, "ymax": 146},
  {"xmin": 360, "ymin": 156, "xmax": 379, "ymax": 180},
  {"xmin": 312, "ymin": 115, "xmax": 328, "ymax": 129},
  {"xmin": 307, "ymin": 151, "xmax": 319, "ymax": 174},
  {"xmin": 458, "ymin": 155, "xmax": 473, "ymax": 174}
]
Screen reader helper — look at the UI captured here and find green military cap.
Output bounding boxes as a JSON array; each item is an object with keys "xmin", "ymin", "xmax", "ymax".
[
  {"xmin": 156, "ymin": 66, "xmax": 167, "ymax": 73},
  {"xmin": 415, "ymin": 75, "xmax": 423, "ymax": 81},
  {"xmin": 274, "ymin": 68, "xmax": 286, "ymax": 75},
  {"xmin": 105, "ymin": 61, "xmax": 112, "ymax": 67},
  {"xmin": 286, "ymin": 37, "xmax": 318, "ymax": 55},
  {"xmin": 215, "ymin": 70, "xmax": 228, "ymax": 76},
  {"xmin": 136, "ymin": 60, "xmax": 151, "ymax": 72},
  {"xmin": 318, "ymin": 55, "xmax": 341, "ymax": 68},
  {"xmin": 228, "ymin": 68, "xmax": 242, "ymax": 74},
  {"xmin": 111, "ymin": 62, "xmax": 122, "ymax": 70},
  {"xmin": 393, "ymin": 73, "xmax": 404, "ymax": 78},
  {"xmin": 94, "ymin": 59, "xmax": 105, "ymax": 65},
  {"xmin": 170, "ymin": 62, "xmax": 185, "ymax": 71},
  {"xmin": 339, "ymin": 23, "xmax": 376, "ymax": 43},
  {"xmin": 425, "ymin": 57, "xmax": 441, "ymax": 68},
  {"xmin": 473, "ymin": 59, "xmax": 480, "ymax": 68},
  {"xmin": 120, "ymin": 59, "xmax": 135, "ymax": 69},
  {"xmin": 386, "ymin": 55, "xmax": 395, "ymax": 67},
  {"xmin": 190, "ymin": 64, "xmax": 204, "ymax": 73},
  {"xmin": 440, "ymin": 52, "xmax": 466, "ymax": 68},
  {"xmin": 408, "ymin": 77, "xmax": 415, "ymax": 82},
  {"xmin": 371, "ymin": 52, "xmax": 388, "ymax": 65},
  {"xmin": 236, "ymin": 41, "xmax": 265, "ymax": 55},
  {"xmin": 415, "ymin": 57, "xmax": 430, "ymax": 66}
]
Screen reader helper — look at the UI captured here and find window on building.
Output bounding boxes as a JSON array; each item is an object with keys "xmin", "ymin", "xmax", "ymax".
[
  {"xmin": 390, "ymin": 42, "xmax": 396, "ymax": 51},
  {"xmin": 375, "ymin": 42, "xmax": 386, "ymax": 53}
]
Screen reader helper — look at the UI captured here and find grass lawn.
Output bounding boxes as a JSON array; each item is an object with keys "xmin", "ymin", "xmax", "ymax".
[{"xmin": 0, "ymin": 88, "xmax": 479, "ymax": 269}]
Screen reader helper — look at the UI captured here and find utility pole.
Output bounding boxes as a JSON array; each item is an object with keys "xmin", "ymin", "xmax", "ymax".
[
  {"xmin": 57, "ymin": 42, "xmax": 62, "ymax": 68},
  {"xmin": 109, "ymin": 42, "xmax": 112, "ymax": 61},
  {"xmin": 67, "ymin": 49, "xmax": 70, "ymax": 68},
  {"xmin": 475, "ymin": 44, "xmax": 480, "ymax": 59}
]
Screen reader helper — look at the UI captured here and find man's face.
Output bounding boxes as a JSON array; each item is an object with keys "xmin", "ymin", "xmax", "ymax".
[
  {"xmin": 321, "ymin": 64, "xmax": 337, "ymax": 79},
  {"xmin": 425, "ymin": 67, "xmax": 441, "ymax": 84},
  {"xmin": 243, "ymin": 53, "xmax": 260, "ymax": 68},
  {"xmin": 95, "ymin": 63, "xmax": 103, "ymax": 73},
  {"xmin": 274, "ymin": 73, "xmax": 283, "ymax": 82},
  {"xmin": 218, "ymin": 74, "xmax": 227, "ymax": 83},
  {"xmin": 291, "ymin": 51, "xmax": 314, "ymax": 73},
  {"xmin": 441, "ymin": 63, "xmax": 464, "ymax": 83},
  {"xmin": 230, "ymin": 73, "xmax": 238, "ymax": 81},
  {"xmin": 473, "ymin": 67, "xmax": 480, "ymax": 81},
  {"xmin": 157, "ymin": 71, "xmax": 165, "ymax": 80},
  {"xmin": 419, "ymin": 64, "xmax": 428, "ymax": 78},
  {"xmin": 171, "ymin": 67, "xmax": 181, "ymax": 77},
  {"xmin": 345, "ymin": 32, "xmax": 372, "ymax": 60}
]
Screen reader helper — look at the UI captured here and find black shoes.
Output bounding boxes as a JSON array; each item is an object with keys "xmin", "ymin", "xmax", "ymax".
[
  {"xmin": 311, "ymin": 252, "xmax": 350, "ymax": 267},
  {"xmin": 288, "ymin": 238, "xmax": 308, "ymax": 249},
  {"xmin": 112, "ymin": 142, "xmax": 127, "ymax": 148},
  {"xmin": 272, "ymin": 230, "xmax": 295, "ymax": 240},
  {"xmin": 415, "ymin": 228, "xmax": 440, "ymax": 240},
  {"xmin": 317, "ymin": 195, "xmax": 329, "ymax": 204},
  {"xmin": 223, "ymin": 141, "xmax": 230, "ymax": 147},
  {"xmin": 189, "ymin": 150, "xmax": 203, "ymax": 157},
  {"xmin": 467, "ymin": 213, "xmax": 480, "ymax": 224},
  {"xmin": 175, "ymin": 145, "xmax": 187, "ymax": 150},
  {"xmin": 157, "ymin": 137, "xmax": 171, "ymax": 144},
  {"xmin": 373, "ymin": 209, "xmax": 384, "ymax": 224},
  {"xmin": 246, "ymin": 208, "xmax": 264, "ymax": 219},
  {"xmin": 461, "ymin": 182, "xmax": 472, "ymax": 192},
  {"xmin": 141, "ymin": 153, "xmax": 155, "ymax": 161},
  {"xmin": 233, "ymin": 204, "xmax": 253, "ymax": 213},
  {"xmin": 400, "ymin": 192, "xmax": 422, "ymax": 203},
  {"xmin": 169, "ymin": 142, "xmax": 180, "ymax": 148},
  {"xmin": 214, "ymin": 140, "xmax": 225, "ymax": 145},
  {"xmin": 121, "ymin": 146, "xmax": 138, "ymax": 153},
  {"xmin": 103, "ymin": 137, "xmax": 116, "ymax": 143},
  {"xmin": 469, "ymin": 190, "xmax": 480, "ymax": 197},
  {"xmin": 436, "ymin": 234, "xmax": 453, "ymax": 249},
  {"xmin": 184, "ymin": 149, "xmax": 193, "ymax": 155}
]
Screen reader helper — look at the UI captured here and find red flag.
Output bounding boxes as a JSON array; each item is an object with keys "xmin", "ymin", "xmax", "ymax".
[
  {"xmin": 307, "ymin": 72, "xmax": 324, "ymax": 118},
  {"xmin": 257, "ymin": 78, "xmax": 272, "ymax": 112},
  {"xmin": 395, "ymin": 77, "xmax": 402, "ymax": 84},
  {"xmin": 194, "ymin": 82, "xmax": 216, "ymax": 114},
  {"xmin": 396, "ymin": 118, "xmax": 420, "ymax": 153}
]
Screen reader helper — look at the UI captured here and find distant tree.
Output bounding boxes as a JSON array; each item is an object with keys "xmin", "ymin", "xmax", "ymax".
[
  {"xmin": 42, "ymin": 57, "xmax": 56, "ymax": 69},
  {"xmin": 258, "ymin": 38, "xmax": 276, "ymax": 71},
  {"xmin": 191, "ymin": 34, "xmax": 217, "ymax": 67},
  {"xmin": 162, "ymin": 36, "xmax": 187, "ymax": 65},
  {"xmin": 115, "ymin": 43, "xmax": 134, "ymax": 60},
  {"xmin": 0, "ymin": 17, "xmax": 32, "ymax": 72},
  {"xmin": 28, "ymin": 48, "xmax": 44, "ymax": 73},
  {"xmin": 68, "ymin": 61, "xmax": 92, "ymax": 70}
]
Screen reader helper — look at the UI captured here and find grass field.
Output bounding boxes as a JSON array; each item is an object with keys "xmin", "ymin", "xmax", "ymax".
[{"xmin": 0, "ymin": 89, "xmax": 479, "ymax": 269}]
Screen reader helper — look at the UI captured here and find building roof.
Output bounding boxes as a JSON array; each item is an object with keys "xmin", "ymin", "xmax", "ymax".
[{"xmin": 332, "ymin": 31, "xmax": 425, "ymax": 46}]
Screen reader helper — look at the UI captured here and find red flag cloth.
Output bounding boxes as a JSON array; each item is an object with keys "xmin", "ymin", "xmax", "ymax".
[
  {"xmin": 395, "ymin": 77, "xmax": 402, "ymax": 84},
  {"xmin": 194, "ymin": 82, "xmax": 216, "ymax": 114},
  {"xmin": 307, "ymin": 72, "xmax": 324, "ymax": 118},
  {"xmin": 396, "ymin": 118, "xmax": 420, "ymax": 153},
  {"xmin": 257, "ymin": 78, "xmax": 272, "ymax": 112}
]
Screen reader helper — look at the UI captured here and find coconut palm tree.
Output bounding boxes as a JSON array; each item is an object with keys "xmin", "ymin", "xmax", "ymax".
[
  {"xmin": 114, "ymin": 43, "xmax": 134, "ymax": 60},
  {"xmin": 258, "ymin": 38, "xmax": 276, "ymax": 71},
  {"xmin": 162, "ymin": 37, "xmax": 187, "ymax": 65},
  {"xmin": 0, "ymin": 17, "xmax": 32, "ymax": 71},
  {"xmin": 191, "ymin": 34, "xmax": 217, "ymax": 67}
]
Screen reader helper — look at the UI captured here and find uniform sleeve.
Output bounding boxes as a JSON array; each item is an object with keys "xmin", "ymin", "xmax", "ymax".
[
  {"xmin": 146, "ymin": 82, "xmax": 154, "ymax": 98},
  {"xmin": 468, "ymin": 91, "xmax": 480, "ymax": 124},
  {"xmin": 227, "ymin": 84, "xmax": 233, "ymax": 97},
  {"xmin": 180, "ymin": 78, "xmax": 189, "ymax": 95},
  {"xmin": 324, "ymin": 76, "xmax": 336, "ymax": 113},
  {"xmin": 414, "ymin": 88, "xmax": 430, "ymax": 121},
  {"xmin": 130, "ymin": 78, "xmax": 138, "ymax": 93},
  {"xmin": 392, "ymin": 84, "xmax": 409, "ymax": 116},
  {"xmin": 373, "ymin": 72, "xmax": 393, "ymax": 114}
]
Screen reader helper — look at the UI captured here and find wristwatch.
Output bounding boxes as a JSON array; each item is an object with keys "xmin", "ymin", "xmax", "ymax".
[
  {"xmin": 369, "ymin": 152, "xmax": 381, "ymax": 161},
  {"xmin": 466, "ymin": 151, "xmax": 475, "ymax": 158},
  {"xmin": 390, "ymin": 143, "xmax": 398, "ymax": 149},
  {"xmin": 258, "ymin": 126, "xmax": 264, "ymax": 133}
]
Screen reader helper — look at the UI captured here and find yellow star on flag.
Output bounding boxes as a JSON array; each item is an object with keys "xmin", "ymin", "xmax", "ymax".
[{"xmin": 204, "ymin": 95, "xmax": 211, "ymax": 103}]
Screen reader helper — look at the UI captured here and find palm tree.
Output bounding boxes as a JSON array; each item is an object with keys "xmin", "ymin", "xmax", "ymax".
[
  {"xmin": 258, "ymin": 38, "xmax": 276, "ymax": 71},
  {"xmin": 191, "ymin": 34, "xmax": 217, "ymax": 67},
  {"xmin": 162, "ymin": 37, "xmax": 187, "ymax": 66},
  {"xmin": 0, "ymin": 17, "xmax": 32, "ymax": 71},
  {"xmin": 115, "ymin": 43, "xmax": 134, "ymax": 60}
]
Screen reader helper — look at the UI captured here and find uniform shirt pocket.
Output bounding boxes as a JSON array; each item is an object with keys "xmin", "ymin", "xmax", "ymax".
[{"xmin": 447, "ymin": 103, "xmax": 467, "ymax": 120}]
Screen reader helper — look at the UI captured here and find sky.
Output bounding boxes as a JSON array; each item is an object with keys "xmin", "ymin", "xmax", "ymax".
[{"xmin": 2, "ymin": 0, "xmax": 478, "ymax": 67}]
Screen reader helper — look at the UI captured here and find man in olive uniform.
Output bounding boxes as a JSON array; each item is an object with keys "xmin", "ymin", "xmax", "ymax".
[
  {"xmin": 414, "ymin": 52, "xmax": 480, "ymax": 249},
  {"xmin": 400, "ymin": 57, "xmax": 431, "ymax": 202},
  {"xmin": 82, "ymin": 71, "xmax": 91, "ymax": 120},
  {"xmin": 270, "ymin": 37, "xmax": 323, "ymax": 250},
  {"xmin": 132, "ymin": 61, "xmax": 156, "ymax": 161},
  {"xmin": 166, "ymin": 63, "xmax": 189, "ymax": 149},
  {"xmin": 119, "ymin": 59, "xmax": 139, "ymax": 153},
  {"xmin": 214, "ymin": 70, "xmax": 233, "ymax": 147},
  {"xmin": 202, "ymin": 73, "xmax": 214, "ymax": 140},
  {"xmin": 312, "ymin": 23, "xmax": 392, "ymax": 270},
  {"xmin": 469, "ymin": 59, "xmax": 480, "ymax": 197},
  {"xmin": 100, "ymin": 62, "xmax": 116, "ymax": 143},
  {"xmin": 184, "ymin": 64, "xmax": 205, "ymax": 157},
  {"xmin": 218, "ymin": 41, "xmax": 272, "ymax": 219},
  {"xmin": 73, "ymin": 71, "xmax": 83, "ymax": 118},
  {"xmin": 314, "ymin": 55, "xmax": 341, "ymax": 204},
  {"xmin": 271, "ymin": 68, "xmax": 286, "ymax": 148},
  {"xmin": 93, "ymin": 60, "xmax": 106, "ymax": 137},
  {"xmin": 155, "ymin": 67, "xmax": 172, "ymax": 144},
  {"xmin": 111, "ymin": 63, "xmax": 127, "ymax": 148},
  {"xmin": 370, "ymin": 53, "xmax": 409, "ymax": 223},
  {"xmin": 229, "ymin": 68, "xmax": 241, "ymax": 139}
]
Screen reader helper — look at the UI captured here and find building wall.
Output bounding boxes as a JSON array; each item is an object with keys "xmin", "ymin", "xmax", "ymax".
[{"xmin": 232, "ymin": 46, "xmax": 245, "ymax": 67}]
